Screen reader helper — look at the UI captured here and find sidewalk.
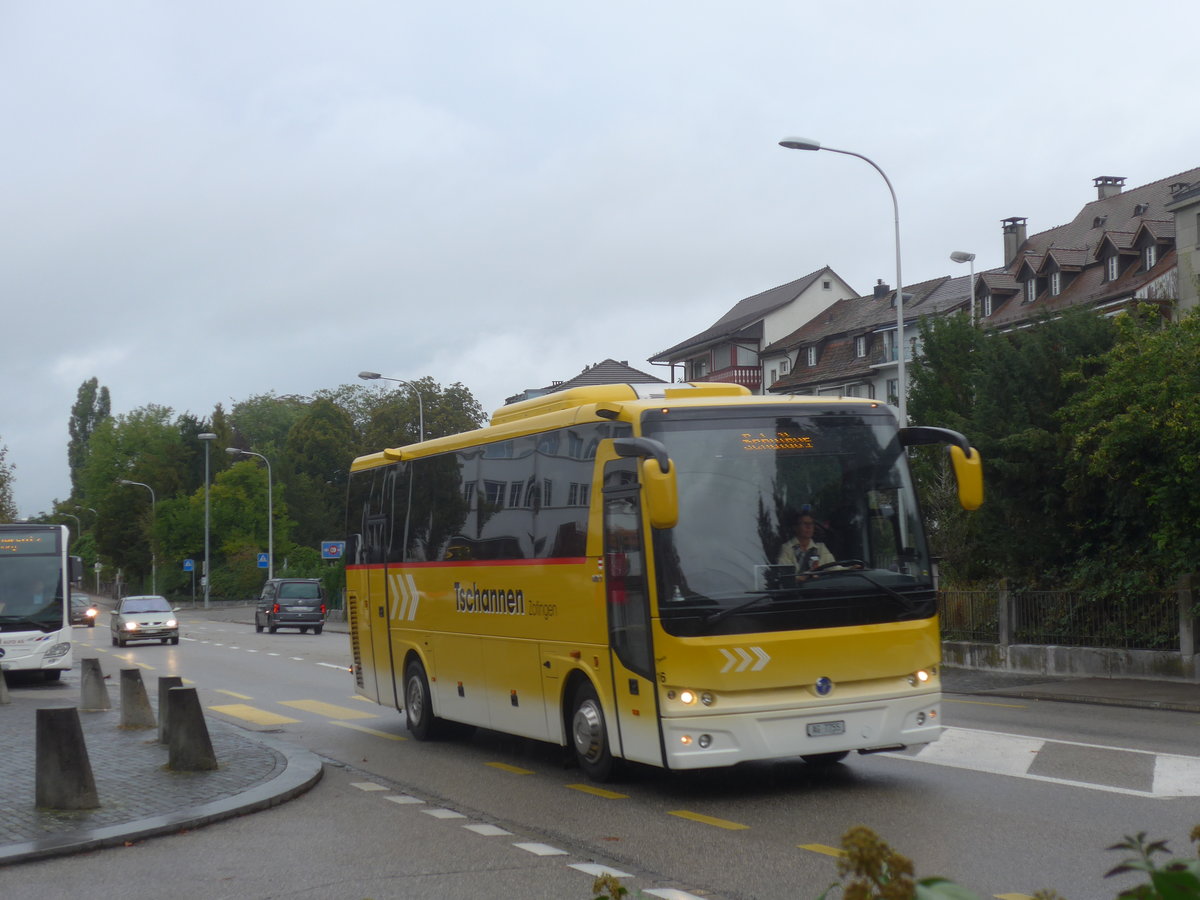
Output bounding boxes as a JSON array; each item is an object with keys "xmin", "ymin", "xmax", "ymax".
[{"xmin": 2, "ymin": 603, "xmax": 1198, "ymax": 867}]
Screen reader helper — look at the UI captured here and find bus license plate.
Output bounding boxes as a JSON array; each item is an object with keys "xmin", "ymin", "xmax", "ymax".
[{"xmin": 807, "ymin": 720, "xmax": 845, "ymax": 738}]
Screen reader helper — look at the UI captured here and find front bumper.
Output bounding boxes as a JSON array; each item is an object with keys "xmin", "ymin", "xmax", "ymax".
[{"xmin": 660, "ymin": 691, "xmax": 942, "ymax": 769}]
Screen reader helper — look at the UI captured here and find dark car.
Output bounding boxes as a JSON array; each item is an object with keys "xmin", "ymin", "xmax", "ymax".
[
  {"xmin": 70, "ymin": 592, "xmax": 99, "ymax": 627},
  {"xmin": 255, "ymin": 578, "xmax": 326, "ymax": 634}
]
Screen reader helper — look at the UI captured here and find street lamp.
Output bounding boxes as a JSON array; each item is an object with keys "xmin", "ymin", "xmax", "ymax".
[
  {"xmin": 117, "ymin": 479, "xmax": 157, "ymax": 594},
  {"xmin": 779, "ymin": 136, "xmax": 909, "ymax": 425},
  {"xmin": 199, "ymin": 433, "xmax": 217, "ymax": 608},
  {"xmin": 226, "ymin": 448, "xmax": 273, "ymax": 580},
  {"xmin": 358, "ymin": 371, "xmax": 425, "ymax": 442},
  {"xmin": 950, "ymin": 250, "xmax": 977, "ymax": 327}
]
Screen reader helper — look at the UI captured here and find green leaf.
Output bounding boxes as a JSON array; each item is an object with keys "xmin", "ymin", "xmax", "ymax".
[{"xmin": 915, "ymin": 876, "xmax": 982, "ymax": 899}]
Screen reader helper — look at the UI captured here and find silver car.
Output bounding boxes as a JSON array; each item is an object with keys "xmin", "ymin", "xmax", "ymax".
[{"xmin": 111, "ymin": 595, "xmax": 179, "ymax": 647}]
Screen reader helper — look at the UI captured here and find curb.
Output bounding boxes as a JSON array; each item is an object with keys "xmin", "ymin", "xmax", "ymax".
[{"xmin": 0, "ymin": 732, "xmax": 324, "ymax": 866}]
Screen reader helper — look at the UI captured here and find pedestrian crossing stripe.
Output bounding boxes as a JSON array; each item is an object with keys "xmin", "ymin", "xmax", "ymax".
[
  {"xmin": 279, "ymin": 699, "xmax": 377, "ymax": 720},
  {"xmin": 209, "ymin": 703, "xmax": 301, "ymax": 726},
  {"xmin": 884, "ymin": 726, "xmax": 1200, "ymax": 797}
]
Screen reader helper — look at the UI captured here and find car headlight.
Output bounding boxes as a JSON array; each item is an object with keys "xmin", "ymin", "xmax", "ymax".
[
  {"xmin": 166, "ymin": 619, "xmax": 178, "ymax": 628},
  {"xmin": 124, "ymin": 621, "xmax": 140, "ymax": 631},
  {"xmin": 86, "ymin": 608, "xmax": 98, "ymax": 618}
]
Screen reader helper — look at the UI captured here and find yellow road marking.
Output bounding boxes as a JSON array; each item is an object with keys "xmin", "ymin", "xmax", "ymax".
[
  {"xmin": 486, "ymin": 762, "xmax": 534, "ymax": 775},
  {"xmin": 209, "ymin": 704, "xmax": 300, "ymax": 725},
  {"xmin": 349, "ymin": 695, "xmax": 376, "ymax": 703},
  {"xmin": 994, "ymin": 894, "xmax": 1036, "ymax": 899},
  {"xmin": 945, "ymin": 698, "xmax": 1027, "ymax": 709},
  {"xmin": 799, "ymin": 843, "xmax": 845, "ymax": 858},
  {"xmin": 668, "ymin": 810, "xmax": 749, "ymax": 830},
  {"xmin": 332, "ymin": 721, "xmax": 407, "ymax": 741},
  {"xmin": 216, "ymin": 689, "xmax": 253, "ymax": 700},
  {"xmin": 566, "ymin": 783, "xmax": 629, "ymax": 799},
  {"xmin": 280, "ymin": 699, "xmax": 377, "ymax": 720}
]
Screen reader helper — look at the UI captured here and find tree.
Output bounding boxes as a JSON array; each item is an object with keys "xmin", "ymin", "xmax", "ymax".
[
  {"xmin": 0, "ymin": 437, "xmax": 17, "ymax": 522},
  {"xmin": 1060, "ymin": 307, "xmax": 1200, "ymax": 580},
  {"xmin": 67, "ymin": 377, "xmax": 111, "ymax": 497}
]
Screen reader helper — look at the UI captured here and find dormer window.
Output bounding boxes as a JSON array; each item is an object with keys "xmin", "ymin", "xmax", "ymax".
[
  {"xmin": 854, "ymin": 335, "xmax": 867, "ymax": 358},
  {"xmin": 1134, "ymin": 203, "xmax": 1149, "ymax": 216},
  {"xmin": 805, "ymin": 346, "xmax": 817, "ymax": 367},
  {"xmin": 1106, "ymin": 255, "xmax": 1119, "ymax": 281},
  {"xmin": 1144, "ymin": 245, "xmax": 1157, "ymax": 270},
  {"xmin": 1050, "ymin": 271, "xmax": 1062, "ymax": 296},
  {"xmin": 982, "ymin": 294, "xmax": 993, "ymax": 317},
  {"xmin": 1025, "ymin": 278, "xmax": 1038, "ymax": 303},
  {"xmin": 779, "ymin": 358, "xmax": 789, "ymax": 375}
]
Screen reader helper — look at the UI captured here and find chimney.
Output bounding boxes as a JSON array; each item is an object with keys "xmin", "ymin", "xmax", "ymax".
[
  {"xmin": 1002, "ymin": 217, "xmax": 1028, "ymax": 266},
  {"xmin": 872, "ymin": 279, "xmax": 890, "ymax": 300},
  {"xmin": 1093, "ymin": 176, "xmax": 1125, "ymax": 200}
]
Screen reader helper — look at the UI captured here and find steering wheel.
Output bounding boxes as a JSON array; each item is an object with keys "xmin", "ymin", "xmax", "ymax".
[{"xmin": 811, "ymin": 559, "xmax": 866, "ymax": 572}]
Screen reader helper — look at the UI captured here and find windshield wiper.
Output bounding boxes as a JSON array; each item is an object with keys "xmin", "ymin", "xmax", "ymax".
[
  {"xmin": 806, "ymin": 569, "xmax": 922, "ymax": 614},
  {"xmin": 701, "ymin": 593, "xmax": 777, "ymax": 627}
]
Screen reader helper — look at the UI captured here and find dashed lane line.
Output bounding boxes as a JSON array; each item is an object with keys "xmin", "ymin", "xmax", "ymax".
[
  {"xmin": 566, "ymin": 783, "xmax": 629, "ymax": 799},
  {"xmin": 668, "ymin": 810, "xmax": 749, "ymax": 830},
  {"xmin": 487, "ymin": 761, "xmax": 535, "ymax": 774}
]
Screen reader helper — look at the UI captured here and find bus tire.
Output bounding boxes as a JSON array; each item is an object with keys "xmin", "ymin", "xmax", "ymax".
[
  {"xmin": 404, "ymin": 659, "xmax": 440, "ymax": 740},
  {"xmin": 570, "ymin": 681, "xmax": 614, "ymax": 782}
]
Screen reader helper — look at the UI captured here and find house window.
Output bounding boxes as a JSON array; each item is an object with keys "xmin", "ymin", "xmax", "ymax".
[
  {"xmin": 982, "ymin": 294, "xmax": 993, "ymax": 317},
  {"xmin": 822, "ymin": 279, "xmax": 832, "ymax": 289},
  {"xmin": 1106, "ymin": 255, "xmax": 1119, "ymax": 281},
  {"xmin": 1050, "ymin": 271, "xmax": 1062, "ymax": 296},
  {"xmin": 768, "ymin": 367, "xmax": 777, "ymax": 386},
  {"xmin": 1144, "ymin": 245, "xmax": 1157, "ymax": 270},
  {"xmin": 805, "ymin": 346, "xmax": 817, "ymax": 367},
  {"xmin": 779, "ymin": 358, "xmax": 789, "ymax": 375},
  {"xmin": 886, "ymin": 378, "xmax": 899, "ymax": 406},
  {"xmin": 1025, "ymin": 278, "xmax": 1037, "ymax": 303},
  {"xmin": 854, "ymin": 335, "xmax": 867, "ymax": 358}
]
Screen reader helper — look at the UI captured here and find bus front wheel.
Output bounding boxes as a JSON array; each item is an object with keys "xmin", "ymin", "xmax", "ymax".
[
  {"xmin": 404, "ymin": 659, "xmax": 440, "ymax": 740},
  {"xmin": 570, "ymin": 681, "xmax": 614, "ymax": 781}
]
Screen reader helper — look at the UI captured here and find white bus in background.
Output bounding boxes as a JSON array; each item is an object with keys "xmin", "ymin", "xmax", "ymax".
[{"xmin": 0, "ymin": 524, "xmax": 81, "ymax": 681}]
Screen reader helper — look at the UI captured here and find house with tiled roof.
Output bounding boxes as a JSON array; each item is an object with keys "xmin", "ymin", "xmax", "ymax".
[
  {"xmin": 647, "ymin": 266, "xmax": 856, "ymax": 392},
  {"xmin": 978, "ymin": 170, "xmax": 1200, "ymax": 328},
  {"xmin": 763, "ymin": 275, "xmax": 972, "ymax": 403},
  {"xmin": 504, "ymin": 358, "xmax": 665, "ymax": 405}
]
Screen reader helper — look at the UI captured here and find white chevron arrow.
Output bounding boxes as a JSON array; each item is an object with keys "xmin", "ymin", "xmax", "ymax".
[{"xmin": 750, "ymin": 646, "xmax": 770, "ymax": 671}]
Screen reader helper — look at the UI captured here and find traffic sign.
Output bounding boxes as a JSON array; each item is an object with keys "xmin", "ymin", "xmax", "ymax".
[
  {"xmin": 321, "ymin": 541, "xmax": 345, "ymax": 560},
  {"xmin": 183, "ymin": 559, "xmax": 194, "ymax": 572},
  {"xmin": 257, "ymin": 553, "xmax": 270, "ymax": 569}
]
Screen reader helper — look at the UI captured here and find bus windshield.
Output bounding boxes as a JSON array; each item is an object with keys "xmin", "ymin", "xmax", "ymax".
[
  {"xmin": 643, "ymin": 406, "xmax": 934, "ymax": 637},
  {"xmin": 0, "ymin": 535, "xmax": 67, "ymax": 630}
]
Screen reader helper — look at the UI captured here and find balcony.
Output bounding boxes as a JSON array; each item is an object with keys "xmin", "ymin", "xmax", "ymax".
[{"xmin": 694, "ymin": 366, "xmax": 761, "ymax": 391}]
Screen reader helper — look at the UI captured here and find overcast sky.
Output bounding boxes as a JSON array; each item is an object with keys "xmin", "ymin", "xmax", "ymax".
[{"xmin": 3, "ymin": 1, "xmax": 1197, "ymax": 517}]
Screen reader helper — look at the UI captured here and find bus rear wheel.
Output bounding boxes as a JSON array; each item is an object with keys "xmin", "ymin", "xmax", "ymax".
[
  {"xmin": 570, "ymin": 681, "xmax": 614, "ymax": 782},
  {"xmin": 404, "ymin": 659, "xmax": 441, "ymax": 740}
]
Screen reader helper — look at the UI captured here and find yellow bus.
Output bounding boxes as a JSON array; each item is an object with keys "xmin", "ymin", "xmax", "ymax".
[{"xmin": 345, "ymin": 383, "xmax": 982, "ymax": 780}]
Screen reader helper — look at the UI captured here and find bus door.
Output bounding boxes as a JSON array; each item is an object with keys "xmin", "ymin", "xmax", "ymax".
[{"xmin": 602, "ymin": 459, "xmax": 665, "ymax": 767}]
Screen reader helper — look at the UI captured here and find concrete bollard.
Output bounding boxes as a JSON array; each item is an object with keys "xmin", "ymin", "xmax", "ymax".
[
  {"xmin": 79, "ymin": 657, "xmax": 111, "ymax": 711},
  {"xmin": 166, "ymin": 687, "xmax": 218, "ymax": 771},
  {"xmin": 119, "ymin": 668, "xmax": 156, "ymax": 729},
  {"xmin": 157, "ymin": 675, "xmax": 184, "ymax": 744},
  {"xmin": 0, "ymin": 669, "xmax": 10, "ymax": 705},
  {"xmin": 36, "ymin": 707, "xmax": 99, "ymax": 809}
]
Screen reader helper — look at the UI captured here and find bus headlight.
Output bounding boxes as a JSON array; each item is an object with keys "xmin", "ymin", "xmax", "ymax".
[
  {"xmin": 679, "ymin": 690, "xmax": 696, "ymax": 705},
  {"xmin": 43, "ymin": 642, "xmax": 71, "ymax": 661},
  {"xmin": 908, "ymin": 669, "xmax": 933, "ymax": 687}
]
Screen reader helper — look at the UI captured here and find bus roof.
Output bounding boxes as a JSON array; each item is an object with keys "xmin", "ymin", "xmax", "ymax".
[{"xmin": 349, "ymin": 382, "xmax": 893, "ymax": 471}]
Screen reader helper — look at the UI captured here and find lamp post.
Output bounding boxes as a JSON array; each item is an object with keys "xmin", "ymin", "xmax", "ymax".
[
  {"xmin": 950, "ymin": 250, "xmax": 977, "ymax": 327},
  {"xmin": 226, "ymin": 448, "xmax": 273, "ymax": 580},
  {"xmin": 358, "ymin": 371, "xmax": 425, "ymax": 442},
  {"xmin": 779, "ymin": 137, "xmax": 908, "ymax": 425},
  {"xmin": 199, "ymin": 433, "xmax": 217, "ymax": 608},
  {"xmin": 117, "ymin": 479, "xmax": 157, "ymax": 594}
]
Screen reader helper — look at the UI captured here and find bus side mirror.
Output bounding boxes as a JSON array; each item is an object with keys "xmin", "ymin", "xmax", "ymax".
[
  {"xmin": 641, "ymin": 457, "xmax": 679, "ymax": 530},
  {"xmin": 948, "ymin": 445, "xmax": 983, "ymax": 511}
]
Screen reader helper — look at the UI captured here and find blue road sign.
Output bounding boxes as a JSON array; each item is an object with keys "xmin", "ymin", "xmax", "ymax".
[
  {"xmin": 257, "ymin": 553, "xmax": 269, "ymax": 568},
  {"xmin": 183, "ymin": 559, "xmax": 194, "ymax": 572},
  {"xmin": 321, "ymin": 541, "xmax": 345, "ymax": 560}
]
